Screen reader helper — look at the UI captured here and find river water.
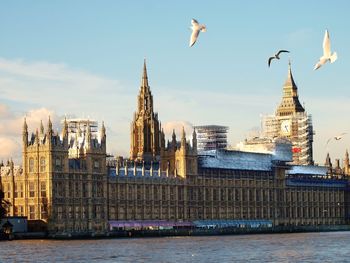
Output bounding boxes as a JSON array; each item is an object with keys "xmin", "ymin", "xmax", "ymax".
[{"xmin": 1, "ymin": 232, "xmax": 350, "ymax": 262}]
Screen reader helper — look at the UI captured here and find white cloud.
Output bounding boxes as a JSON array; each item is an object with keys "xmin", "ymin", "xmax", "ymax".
[
  {"xmin": 0, "ymin": 104, "xmax": 61, "ymax": 162},
  {"xmin": 162, "ymin": 120, "xmax": 193, "ymax": 140},
  {"xmin": 0, "ymin": 137, "xmax": 21, "ymax": 161}
]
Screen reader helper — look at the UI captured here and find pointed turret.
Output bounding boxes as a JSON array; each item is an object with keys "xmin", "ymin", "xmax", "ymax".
[
  {"xmin": 62, "ymin": 117, "xmax": 68, "ymax": 146},
  {"xmin": 35, "ymin": 129, "xmax": 39, "ymax": 145},
  {"xmin": 192, "ymin": 128, "xmax": 197, "ymax": 151},
  {"xmin": 181, "ymin": 126, "xmax": 186, "ymax": 148},
  {"xmin": 40, "ymin": 120, "xmax": 44, "ymax": 134},
  {"xmin": 172, "ymin": 129, "xmax": 177, "ymax": 148},
  {"xmin": 325, "ymin": 153, "xmax": 332, "ymax": 167},
  {"xmin": 47, "ymin": 116, "xmax": 53, "ymax": 136},
  {"xmin": 100, "ymin": 121, "xmax": 106, "ymax": 148},
  {"xmin": 344, "ymin": 150, "xmax": 349, "ymax": 175},
  {"xmin": 23, "ymin": 117, "xmax": 28, "ymax": 146}
]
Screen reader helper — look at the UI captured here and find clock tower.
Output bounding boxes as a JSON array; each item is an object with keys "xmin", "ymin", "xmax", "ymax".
[{"xmin": 262, "ymin": 62, "xmax": 314, "ymax": 165}]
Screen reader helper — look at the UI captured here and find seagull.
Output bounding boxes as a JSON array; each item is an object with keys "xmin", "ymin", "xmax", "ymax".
[
  {"xmin": 189, "ymin": 19, "xmax": 206, "ymax": 47},
  {"xmin": 314, "ymin": 30, "xmax": 337, "ymax": 70},
  {"xmin": 268, "ymin": 50, "xmax": 290, "ymax": 67},
  {"xmin": 326, "ymin": 132, "xmax": 347, "ymax": 146}
]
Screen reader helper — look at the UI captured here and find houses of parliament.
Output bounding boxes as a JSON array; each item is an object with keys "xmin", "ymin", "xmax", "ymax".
[{"xmin": 1, "ymin": 61, "xmax": 350, "ymax": 236}]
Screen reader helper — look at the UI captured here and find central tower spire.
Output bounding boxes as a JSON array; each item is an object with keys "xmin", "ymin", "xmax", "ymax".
[{"xmin": 130, "ymin": 60, "xmax": 161, "ymax": 162}]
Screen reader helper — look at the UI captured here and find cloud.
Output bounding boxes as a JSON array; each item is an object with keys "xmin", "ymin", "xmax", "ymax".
[
  {"xmin": 0, "ymin": 137, "xmax": 21, "ymax": 161},
  {"xmin": 0, "ymin": 104, "xmax": 61, "ymax": 162},
  {"xmin": 0, "ymin": 57, "xmax": 126, "ymax": 110},
  {"xmin": 162, "ymin": 120, "xmax": 193, "ymax": 140}
]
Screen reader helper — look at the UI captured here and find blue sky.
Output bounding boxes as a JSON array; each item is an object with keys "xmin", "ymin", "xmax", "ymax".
[{"xmin": 0, "ymin": 1, "xmax": 349, "ymax": 164}]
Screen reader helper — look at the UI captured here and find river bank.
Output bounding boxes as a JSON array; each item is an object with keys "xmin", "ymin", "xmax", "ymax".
[{"xmin": 5, "ymin": 224, "xmax": 350, "ymax": 240}]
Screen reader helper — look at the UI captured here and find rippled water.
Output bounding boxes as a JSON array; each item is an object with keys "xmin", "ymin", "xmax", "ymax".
[{"xmin": 1, "ymin": 232, "xmax": 350, "ymax": 262}]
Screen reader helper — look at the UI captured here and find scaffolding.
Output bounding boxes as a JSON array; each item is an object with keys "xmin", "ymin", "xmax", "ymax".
[
  {"xmin": 194, "ymin": 125, "xmax": 229, "ymax": 152},
  {"xmin": 261, "ymin": 112, "xmax": 314, "ymax": 165}
]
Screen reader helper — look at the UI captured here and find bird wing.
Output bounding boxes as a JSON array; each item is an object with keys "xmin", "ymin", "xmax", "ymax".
[
  {"xmin": 191, "ymin": 19, "xmax": 199, "ymax": 26},
  {"xmin": 190, "ymin": 28, "xmax": 201, "ymax": 47},
  {"xmin": 268, "ymin": 57, "xmax": 275, "ymax": 67},
  {"xmin": 323, "ymin": 30, "xmax": 331, "ymax": 57},
  {"xmin": 277, "ymin": 50, "xmax": 290, "ymax": 56},
  {"xmin": 326, "ymin": 137, "xmax": 332, "ymax": 145}
]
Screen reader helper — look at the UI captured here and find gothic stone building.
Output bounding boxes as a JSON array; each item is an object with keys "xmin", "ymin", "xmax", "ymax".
[{"xmin": 1, "ymin": 61, "xmax": 349, "ymax": 236}]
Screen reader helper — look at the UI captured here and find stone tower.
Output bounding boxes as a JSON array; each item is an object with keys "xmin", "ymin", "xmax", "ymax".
[
  {"xmin": 262, "ymin": 62, "xmax": 314, "ymax": 165},
  {"xmin": 130, "ymin": 60, "xmax": 161, "ymax": 162}
]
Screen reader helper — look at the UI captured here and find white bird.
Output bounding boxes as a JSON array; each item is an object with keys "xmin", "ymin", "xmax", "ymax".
[
  {"xmin": 314, "ymin": 30, "xmax": 337, "ymax": 70},
  {"xmin": 326, "ymin": 132, "xmax": 347, "ymax": 146},
  {"xmin": 189, "ymin": 19, "xmax": 206, "ymax": 47},
  {"xmin": 268, "ymin": 50, "xmax": 290, "ymax": 67}
]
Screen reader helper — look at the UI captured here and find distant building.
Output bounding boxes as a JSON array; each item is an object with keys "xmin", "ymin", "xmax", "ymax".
[
  {"xmin": 261, "ymin": 62, "xmax": 314, "ymax": 165},
  {"xmin": 194, "ymin": 125, "xmax": 229, "ymax": 152}
]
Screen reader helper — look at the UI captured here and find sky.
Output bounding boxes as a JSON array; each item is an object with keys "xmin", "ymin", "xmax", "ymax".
[{"xmin": 0, "ymin": 1, "xmax": 349, "ymax": 164}]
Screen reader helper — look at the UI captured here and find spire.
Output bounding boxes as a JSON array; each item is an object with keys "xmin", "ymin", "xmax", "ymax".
[
  {"xmin": 23, "ymin": 117, "xmax": 28, "ymax": 133},
  {"xmin": 141, "ymin": 59, "xmax": 149, "ymax": 88},
  {"xmin": 192, "ymin": 128, "xmax": 197, "ymax": 150},
  {"xmin": 23, "ymin": 118, "xmax": 28, "ymax": 145},
  {"xmin": 47, "ymin": 116, "xmax": 53, "ymax": 134},
  {"xmin": 101, "ymin": 121, "xmax": 106, "ymax": 138},
  {"xmin": 277, "ymin": 62, "xmax": 305, "ymax": 115},
  {"xmin": 284, "ymin": 60, "xmax": 298, "ymax": 90},
  {"xmin": 181, "ymin": 126, "xmax": 186, "ymax": 147},
  {"xmin": 325, "ymin": 152, "xmax": 332, "ymax": 167},
  {"xmin": 40, "ymin": 120, "xmax": 44, "ymax": 134}
]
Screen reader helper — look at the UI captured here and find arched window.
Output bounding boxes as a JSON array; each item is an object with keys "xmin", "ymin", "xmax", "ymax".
[
  {"xmin": 29, "ymin": 158, "xmax": 34, "ymax": 173},
  {"xmin": 40, "ymin": 157, "xmax": 46, "ymax": 172}
]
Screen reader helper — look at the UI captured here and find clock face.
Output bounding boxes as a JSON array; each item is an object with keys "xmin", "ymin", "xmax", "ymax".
[{"xmin": 280, "ymin": 120, "xmax": 291, "ymax": 135}]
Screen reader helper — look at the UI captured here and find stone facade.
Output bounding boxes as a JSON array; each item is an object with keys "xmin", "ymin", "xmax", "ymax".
[{"xmin": 0, "ymin": 118, "xmax": 108, "ymax": 235}]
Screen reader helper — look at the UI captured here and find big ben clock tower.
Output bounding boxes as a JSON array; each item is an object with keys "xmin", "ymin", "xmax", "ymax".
[{"xmin": 263, "ymin": 62, "xmax": 314, "ymax": 165}]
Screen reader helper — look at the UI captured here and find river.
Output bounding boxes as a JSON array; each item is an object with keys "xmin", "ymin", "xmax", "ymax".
[{"xmin": 1, "ymin": 232, "xmax": 350, "ymax": 262}]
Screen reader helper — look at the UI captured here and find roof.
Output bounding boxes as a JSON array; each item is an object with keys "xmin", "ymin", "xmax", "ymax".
[
  {"xmin": 198, "ymin": 150, "xmax": 272, "ymax": 171},
  {"xmin": 287, "ymin": 165, "xmax": 328, "ymax": 176}
]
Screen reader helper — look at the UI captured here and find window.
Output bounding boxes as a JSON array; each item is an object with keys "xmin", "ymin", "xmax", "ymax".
[
  {"xmin": 18, "ymin": 206, "xmax": 24, "ymax": 216},
  {"xmin": 55, "ymin": 158, "xmax": 62, "ymax": 171},
  {"xmin": 29, "ymin": 158, "xmax": 34, "ymax": 173},
  {"xmin": 82, "ymin": 183, "xmax": 88, "ymax": 198},
  {"xmin": 29, "ymin": 182, "xmax": 35, "ymax": 198},
  {"xmin": 58, "ymin": 206, "xmax": 63, "ymax": 220},
  {"xmin": 94, "ymin": 160, "xmax": 100, "ymax": 169},
  {"xmin": 40, "ymin": 182, "xmax": 46, "ymax": 198},
  {"xmin": 29, "ymin": 206, "xmax": 35, "ymax": 220},
  {"xmin": 40, "ymin": 157, "xmax": 46, "ymax": 172},
  {"xmin": 14, "ymin": 183, "xmax": 18, "ymax": 198},
  {"xmin": 41, "ymin": 204, "xmax": 47, "ymax": 219},
  {"xmin": 75, "ymin": 206, "xmax": 80, "ymax": 219}
]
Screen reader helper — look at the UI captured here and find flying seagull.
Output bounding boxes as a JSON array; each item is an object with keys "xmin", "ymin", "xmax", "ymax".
[
  {"xmin": 268, "ymin": 50, "xmax": 290, "ymax": 67},
  {"xmin": 189, "ymin": 19, "xmax": 206, "ymax": 47},
  {"xmin": 314, "ymin": 30, "xmax": 337, "ymax": 70},
  {"xmin": 326, "ymin": 132, "xmax": 347, "ymax": 146}
]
